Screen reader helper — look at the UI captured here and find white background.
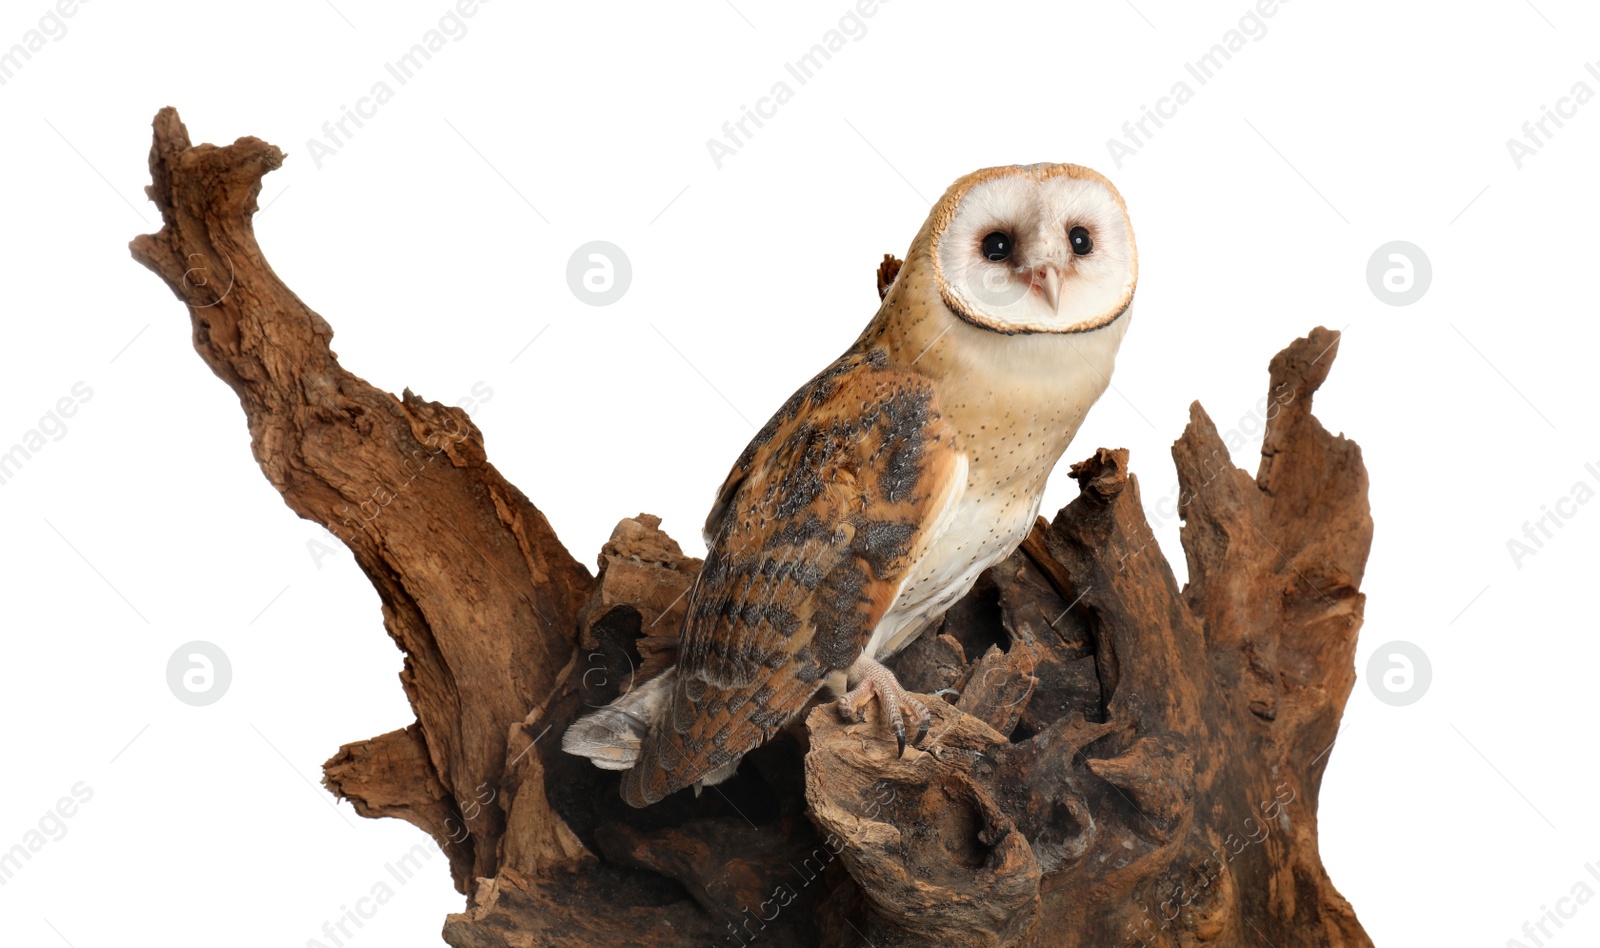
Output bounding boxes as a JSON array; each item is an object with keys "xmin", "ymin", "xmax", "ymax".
[{"xmin": 1, "ymin": 1, "xmax": 1596, "ymax": 945}]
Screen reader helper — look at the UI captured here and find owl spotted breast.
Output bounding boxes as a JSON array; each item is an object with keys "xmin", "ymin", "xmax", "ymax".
[{"xmin": 563, "ymin": 162, "xmax": 1138, "ymax": 807}]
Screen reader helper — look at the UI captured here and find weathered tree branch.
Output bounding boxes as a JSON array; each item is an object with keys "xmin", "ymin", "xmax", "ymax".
[
  {"xmin": 129, "ymin": 107, "xmax": 593, "ymax": 893},
  {"xmin": 132, "ymin": 109, "xmax": 1372, "ymax": 947}
]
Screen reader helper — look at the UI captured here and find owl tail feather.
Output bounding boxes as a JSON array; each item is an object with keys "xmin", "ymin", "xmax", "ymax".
[
  {"xmin": 563, "ymin": 666, "xmax": 745, "ymax": 804},
  {"xmin": 561, "ymin": 668, "xmax": 678, "ymax": 772}
]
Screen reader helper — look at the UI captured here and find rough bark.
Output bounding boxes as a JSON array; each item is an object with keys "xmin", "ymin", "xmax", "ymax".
[{"xmin": 132, "ymin": 109, "xmax": 1373, "ymax": 947}]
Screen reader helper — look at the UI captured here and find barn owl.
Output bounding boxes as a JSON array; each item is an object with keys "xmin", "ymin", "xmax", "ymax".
[{"xmin": 564, "ymin": 162, "xmax": 1137, "ymax": 807}]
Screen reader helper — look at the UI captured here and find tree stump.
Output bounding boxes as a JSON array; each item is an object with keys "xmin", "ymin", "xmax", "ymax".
[{"xmin": 130, "ymin": 109, "xmax": 1373, "ymax": 948}]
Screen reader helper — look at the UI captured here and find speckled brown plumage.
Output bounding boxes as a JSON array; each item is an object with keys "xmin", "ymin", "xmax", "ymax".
[{"xmin": 621, "ymin": 355, "xmax": 964, "ymax": 806}]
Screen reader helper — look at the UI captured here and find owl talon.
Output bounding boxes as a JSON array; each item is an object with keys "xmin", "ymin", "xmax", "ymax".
[
  {"xmin": 912, "ymin": 707, "xmax": 931, "ymax": 748},
  {"xmin": 883, "ymin": 699, "xmax": 907, "ymax": 753},
  {"xmin": 838, "ymin": 656, "xmax": 929, "ymax": 757},
  {"xmin": 834, "ymin": 694, "xmax": 867, "ymax": 725}
]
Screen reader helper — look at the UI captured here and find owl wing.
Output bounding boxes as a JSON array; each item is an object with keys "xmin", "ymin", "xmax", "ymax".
[{"xmin": 620, "ymin": 353, "xmax": 966, "ymax": 806}]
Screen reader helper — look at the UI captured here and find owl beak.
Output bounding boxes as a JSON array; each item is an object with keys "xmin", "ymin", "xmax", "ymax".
[{"xmin": 1032, "ymin": 265, "xmax": 1064, "ymax": 314}]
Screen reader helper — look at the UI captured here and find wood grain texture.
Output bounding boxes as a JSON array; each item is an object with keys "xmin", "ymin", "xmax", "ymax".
[{"xmin": 132, "ymin": 111, "xmax": 1373, "ymax": 947}]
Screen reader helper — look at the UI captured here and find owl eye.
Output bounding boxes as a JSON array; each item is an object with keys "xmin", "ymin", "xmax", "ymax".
[
  {"xmin": 981, "ymin": 232, "xmax": 1013, "ymax": 262},
  {"xmin": 1069, "ymin": 226, "xmax": 1094, "ymax": 256}
]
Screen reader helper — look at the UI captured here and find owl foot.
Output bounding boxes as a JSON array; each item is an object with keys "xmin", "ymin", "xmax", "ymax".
[{"xmin": 835, "ymin": 656, "xmax": 930, "ymax": 757}]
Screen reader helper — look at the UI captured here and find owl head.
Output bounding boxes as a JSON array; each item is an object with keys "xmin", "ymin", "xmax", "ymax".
[{"xmin": 921, "ymin": 163, "xmax": 1137, "ymax": 335}]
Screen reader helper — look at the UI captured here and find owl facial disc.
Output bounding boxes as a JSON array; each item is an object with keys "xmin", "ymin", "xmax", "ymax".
[{"xmin": 930, "ymin": 163, "xmax": 1137, "ymax": 335}]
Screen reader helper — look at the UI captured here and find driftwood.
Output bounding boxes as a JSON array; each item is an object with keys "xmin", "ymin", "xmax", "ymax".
[{"xmin": 131, "ymin": 108, "xmax": 1374, "ymax": 947}]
